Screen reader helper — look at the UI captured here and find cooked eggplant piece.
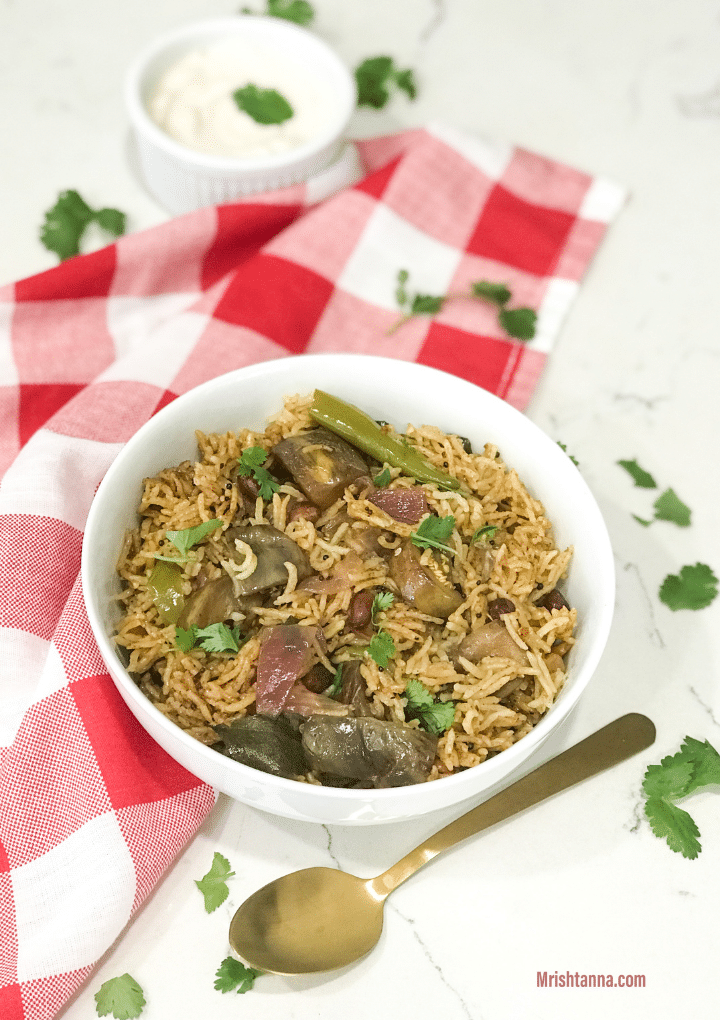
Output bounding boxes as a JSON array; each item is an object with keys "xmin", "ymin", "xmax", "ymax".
[
  {"xmin": 389, "ymin": 540, "xmax": 463, "ymax": 619},
  {"xmin": 454, "ymin": 621, "xmax": 528, "ymax": 666},
  {"xmin": 302, "ymin": 716, "xmax": 437, "ymax": 787},
  {"xmin": 177, "ymin": 573, "xmax": 263, "ymax": 629},
  {"xmin": 271, "ymin": 427, "xmax": 367, "ymax": 510},
  {"xmin": 221, "ymin": 524, "xmax": 312, "ymax": 596},
  {"xmin": 214, "ymin": 714, "xmax": 306, "ymax": 778},
  {"xmin": 337, "ymin": 660, "xmax": 374, "ymax": 716}
]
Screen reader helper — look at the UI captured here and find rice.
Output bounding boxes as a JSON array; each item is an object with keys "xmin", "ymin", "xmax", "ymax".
[{"xmin": 115, "ymin": 392, "xmax": 576, "ymax": 783}]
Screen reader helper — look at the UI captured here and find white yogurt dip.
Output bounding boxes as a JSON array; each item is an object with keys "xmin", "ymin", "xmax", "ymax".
[{"xmin": 147, "ymin": 37, "xmax": 338, "ymax": 159}]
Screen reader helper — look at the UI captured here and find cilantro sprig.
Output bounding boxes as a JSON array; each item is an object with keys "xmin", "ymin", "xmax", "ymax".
[
  {"xmin": 214, "ymin": 957, "xmax": 263, "ymax": 994},
  {"xmin": 355, "ymin": 56, "xmax": 417, "ymax": 109},
  {"xmin": 373, "ymin": 466, "xmax": 392, "ymax": 488},
  {"xmin": 195, "ymin": 852, "xmax": 235, "ymax": 912},
  {"xmin": 390, "ymin": 269, "xmax": 537, "ymax": 340},
  {"xmin": 237, "ymin": 446, "xmax": 281, "ymax": 500},
  {"xmin": 94, "ymin": 974, "xmax": 146, "ymax": 1019},
  {"xmin": 659, "ymin": 563, "xmax": 718, "ymax": 611},
  {"xmin": 232, "ymin": 83, "xmax": 294, "ymax": 125},
  {"xmin": 411, "ymin": 514, "xmax": 456, "ymax": 556},
  {"xmin": 240, "ymin": 0, "xmax": 314, "ymax": 25},
  {"xmin": 176, "ymin": 622, "xmax": 245, "ymax": 654},
  {"xmin": 41, "ymin": 189, "xmax": 126, "ymax": 262},
  {"xmin": 643, "ymin": 736, "xmax": 720, "ymax": 858},
  {"xmin": 155, "ymin": 519, "xmax": 224, "ymax": 563},
  {"xmin": 404, "ymin": 678, "xmax": 455, "ymax": 736}
]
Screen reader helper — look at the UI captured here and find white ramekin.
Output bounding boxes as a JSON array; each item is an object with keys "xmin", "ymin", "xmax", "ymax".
[{"xmin": 125, "ymin": 16, "xmax": 356, "ymax": 214}]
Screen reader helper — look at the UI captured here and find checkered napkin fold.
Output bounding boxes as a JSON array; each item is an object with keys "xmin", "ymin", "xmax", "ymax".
[{"xmin": 0, "ymin": 123, "xmax": 625, "ymax": 1019}]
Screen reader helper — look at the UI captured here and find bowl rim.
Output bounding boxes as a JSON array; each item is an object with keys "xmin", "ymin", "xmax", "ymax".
[
  {"xmin": 81, "ymin": 354, "xmax": 615, "ymax": 811},
  {"xmin": 124, "ymin": 15, "xmax": 357, "ymax": 172}
]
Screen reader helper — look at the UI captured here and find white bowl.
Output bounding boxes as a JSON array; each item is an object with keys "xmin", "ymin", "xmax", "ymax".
[
  {"xmin": 125, "ymin": 16, "xmax": 356, "ymax": 214},
  {"xmin": 81, "ymin": 355, "xmax": 615, "ymax": 824}
]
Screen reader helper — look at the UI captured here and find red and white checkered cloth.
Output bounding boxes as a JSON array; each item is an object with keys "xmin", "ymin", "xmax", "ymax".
[{"xmin": 0, "ymin": 123, "xmax": 624, "ymax": 1019}]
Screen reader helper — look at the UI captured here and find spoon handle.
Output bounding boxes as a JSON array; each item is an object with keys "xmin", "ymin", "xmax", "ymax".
[{"xmin": 369, "ymin": 712, "xmax": 655, "ymax": 899}]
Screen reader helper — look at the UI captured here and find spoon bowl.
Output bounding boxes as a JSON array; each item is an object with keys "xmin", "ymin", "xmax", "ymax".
[
  {"xmin": 229, "ymin": 713, "xmax": 655, "ymax": 974},
  {"xmin": 230, "ymin": 868, "xmax": 383, "ymax": 974}
]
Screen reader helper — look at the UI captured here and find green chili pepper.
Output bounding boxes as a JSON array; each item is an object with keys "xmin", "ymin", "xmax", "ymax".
[
  {"xmin": 309, "ymin": 390, "xmax": 463, "ymax": 492},
  {"xmin": 147, "ymin": 560, "xmax": 185, "ymax": 624}
]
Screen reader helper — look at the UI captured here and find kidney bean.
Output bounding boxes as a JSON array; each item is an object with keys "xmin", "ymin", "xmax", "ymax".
[
  {"xmin": 537, "ymin": 589, "xmax": 570, "ymax": 612},
  {"xmin": 348, "ymin": 589, "xmax": 375, "ymax": 631},
  {"xmin": 301, "ymin": 663, "xmax": 335, "ymax": 693},
  {"xmin": 487, "ymin": 597, "xmax": 515, "ymax": 620}
]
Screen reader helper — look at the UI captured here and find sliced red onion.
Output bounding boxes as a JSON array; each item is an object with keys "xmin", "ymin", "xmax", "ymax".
[{"xmin": 255, "ymin": 624, "xmax": 319, "ymax": 714}]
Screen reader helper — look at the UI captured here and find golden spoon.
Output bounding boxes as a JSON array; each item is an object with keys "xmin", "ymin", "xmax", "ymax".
[{"xmin": 229, "ymin": 712, "xmax": 655, "ymax": 975}]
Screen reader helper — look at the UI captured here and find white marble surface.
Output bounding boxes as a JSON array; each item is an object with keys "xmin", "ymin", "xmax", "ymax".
[{"xmin": 2, "ymin": 1, "xmax": 720, "ymax": 1017}]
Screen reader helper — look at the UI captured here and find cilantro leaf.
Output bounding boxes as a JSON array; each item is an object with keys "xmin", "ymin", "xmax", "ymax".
[
  {"xmin": 470, "ymin": 524, "xmax": 497, "ymax": 544},
  {"xmin": 164, "ymin": 519, "xmax": 224, "ymax": 561},
  {"xmin": 233, "ymin": 84, "xmax": 294, "ymax": 124},
  {"xmin": 470, "ymin": 280, "xmax": 537, "ymax": 340},
  {"xmin": 410, "ymin": 514, "xmax": 456, "ymax": 555},
  {"xmin": 195, "ymin": 852, "xmax": 235, "ymax": 912},
  {"xmin": 266, "ymin": 0, "xmax": 314, "ymax": 25},
  {"xmin": 371, "ymin": 591, "xmax": 394, "ymax": 623},
  {"xmin": 645, "ymin": 797, "xmax": 702, "ymax": 859},
  {"xmin": 237, "ymin": 446, "xmax": 269, "ymax": 472},
  {"xmin": 196, "ymin": 623, "xmax": 244, "ymax": 654},
  {"xmin": 94, "ymin": 207, "xmax": 127, "ymax": 236},
  {"xmin": 175, "ymin": 623, "xmax": 244, "ymax": 654},
  {"xmin": 404, "ymin": 678, "xmax": 456, "ymax": 735},
  {"xmin": 254, "ymin": 465, "xmax": 281, "ymax": 501},
  {"xmin": 653, "ymin": 488, "xmax": 691, "ymax": 527},
  {"xmin": 367, "ymin": 629, "xmax": 395, "ymax": 669},
  {"xmin": 395, "ymin": 269, "xmax": 410, "ymax": 307},
  {"xmin": 617, "ymin": 458, "xmax": 657, "ymax": 488},
  {"xmin": 642, "ymin": 735, "xmax": 720, "ymax": 858},
  {"xmin": 642, "ymin": 756, "xmax": 695, "ymax": 801},
  {"xmin": 410, "ymin": 293, "xmax": 445, "ymax": 315},
  {"xmin": 393, "ymin": 67, "xmax": 417, "ymax": 100},
  {"xmin": 41, "ymin": 189, "xmax": 126, "ymax": 262},
  {"xmin": 659, "ymin": 563, "xmax": 718, "ymax": 611},
  {"xmin": 238, "ymin": 447, "xmax": 280, "ymax": 501},
  {"xmin": 176, "ymin": 625, "xmax": 198, "ymax": 652},
  {"xmin": 355, "ymin": 56, "xmax": 418, "ymax": 109},
  {"xmin": 214, "ymin": 957, "xmax": 262, "ymax": 994},
  {"xmin": 373, "ymin": 466, "xmax": 392, "ymax": 487},
  {"xmin": 471, "ymin": 280, "xmax": 512, "ymax": 305},
  {"xmin": 678, "ymin": 736, "xmax": 720, "ymax": 793},
  {"xmin": 403, "ymin": 677, "xmax": 434, "ymax": 710},
  {"xmin": 94, "ymin": 974, "xmax": 146, "ymax": 1019},
  {"xmin": 498, "ymin": 306, "xmax": 537, "ymax": 341}
]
